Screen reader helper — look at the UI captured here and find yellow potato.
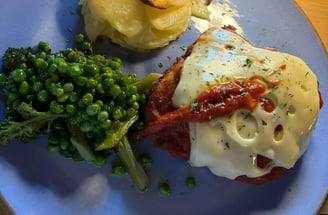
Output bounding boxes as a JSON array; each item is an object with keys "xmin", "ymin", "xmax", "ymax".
[
  {"xmin": 145, "ymin": 1, "xmax": 191, "ymax": 31},
  {"xmin": 80, "ymin": 0, "xmax": 192, "ymax": 51}
]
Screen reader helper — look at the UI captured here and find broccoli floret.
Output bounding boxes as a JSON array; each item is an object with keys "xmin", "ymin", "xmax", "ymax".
[
  {"xmin": 0, "ymin": 102, "xmax": 66, "ymax": 145},
  {"xmin": 1, "ymin": 47, "xmax": 33, "ymax": 72}
]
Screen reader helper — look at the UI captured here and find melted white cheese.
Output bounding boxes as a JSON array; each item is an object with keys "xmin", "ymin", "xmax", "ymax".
[{"xmin": 171, "ymin": 28, "xmax": 320, "ymax": 179}]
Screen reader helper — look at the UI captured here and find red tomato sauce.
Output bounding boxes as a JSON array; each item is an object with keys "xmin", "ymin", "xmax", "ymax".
[{"xmin": 133, "ymin": 77, "xmax": 266, "ymax": 159}]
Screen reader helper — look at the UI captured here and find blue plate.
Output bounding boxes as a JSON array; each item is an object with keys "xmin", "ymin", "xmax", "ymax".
[{"xmin": 0, "ymin": 0, "xmax": 327, "ymax": 214}]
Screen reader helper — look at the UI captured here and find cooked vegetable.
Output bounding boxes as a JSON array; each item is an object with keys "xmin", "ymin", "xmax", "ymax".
[
  {"xmin": 185, "ymin": 176, "xmax": 196, "ymax": 190},
  {"xmin": 158, "ymin": 181, "xmax": 171, "ymax": 197},
  {"xmin": 139, "ymin": 154, "xmax": 152, "ymax": 169},
  {"xmin": 0, "ymin": 35, "xmax": 160, "ymax": 191},
  {"xmin": 112, "ymin": 161, "xmax": 127, "ymax": 176}
]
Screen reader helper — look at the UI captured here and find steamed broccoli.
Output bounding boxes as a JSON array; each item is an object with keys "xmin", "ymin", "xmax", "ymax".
[
  {"xmin": 0, "ymin": 102, "xmax": 66, "ymax": 144},
  {"xmin": 1, "ymin": 47, "xmax": 34, "ymax": 72}
]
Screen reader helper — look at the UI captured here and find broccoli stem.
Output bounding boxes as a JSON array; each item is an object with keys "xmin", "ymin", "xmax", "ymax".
[
  {"xmin": 134, "ymin": 73, "xmax": 161, "ymax": 94},
  {"xmin": 66, "ymin": 122, "xmax": 96, "ymax": 162},
  {"xmin": 96, "ymin": 115, "xmax": 138, "ymax": 150},
  {"xmin": 116, "ymin": 136, "xmax": 149, "ymax": 192}
]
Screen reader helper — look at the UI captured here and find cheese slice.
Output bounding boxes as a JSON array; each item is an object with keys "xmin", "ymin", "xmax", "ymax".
[{"xmin": 171, "ymin": 28, "xmax": 320, "ymax": 179}]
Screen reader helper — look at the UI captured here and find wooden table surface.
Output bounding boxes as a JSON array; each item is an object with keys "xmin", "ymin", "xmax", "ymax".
[
  {"xmin": 294, "ymin": 1, "xmax": 328, "ymax": 214},
  {"xmin": 295, "ymin": 0, "xmax": 328, "ymax": 54}
]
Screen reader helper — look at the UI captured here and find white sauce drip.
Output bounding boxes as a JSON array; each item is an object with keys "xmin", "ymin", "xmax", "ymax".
[
  {"xmin": 171, "ymin": 28, "xmax": 320, "ymax": 179},
  {"xmin": 191, "ymin": 0, "xmax": 243, "ymax": 35}
]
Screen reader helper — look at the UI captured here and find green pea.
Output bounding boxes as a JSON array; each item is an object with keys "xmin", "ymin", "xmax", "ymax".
[
  {"xmin": 112, "ymin": 162, "xmax": 127, "ymax": 176},
  {"xmin": 67, "ymin": 64, "xmax": 83, "ymax": 78},
  {"xmin": 58, "ymin": 62, "xmax": 68, "ymax": 73},
  {"xmin": 33, "ymin": 82, "xmax": 43, "ymax": 92},
  {"xmin": 72, "ymin": 151, "xmax": 83, "ymax": 161},
  {"xmin": 127, "ymin": 95, "xmax": 138, "ymax": 105},
  {"xmin": 19, "ymin": 81, "xmax": 29, "ymax": 95},
  {"xmin": 95, "ymin": 100, "xmax": 104, "ymax": 107},
  {"xmin": 67, "ymin": 51, "xmax": 79, "ymax": 62},
  {"xmin": 125, "ymin": 85, "xmax": 137, "ymax": 96},
  {"xmin": 69, "ymin": 92, "xmax": 79, "ymax": 103},
  {"xmin": 37, "ymin": 51, "xmax": 47, "ymax": 60},
  {"xmin": 48, "ymin": 144, "xmax": 60, "ymax": 152},
  {"xmin": 103, "ymin": 78, "xmax": 114, "ymax": 87},
  {"xmin": 81, "ymin": 41, "xmax": 93, "ymax": 53},
  {"xmin": 81, "ymin": 93, "xmax": 93, "ymax": 105},
  {"xmin": 75, "ymin": 34, "xmax": 85, "ymax": 44},
  {"xmin": 50, "ymin": 101, "xmax": 64, "ymax": 113},
  {"xmin": 45, "ymin": 78, "xmax": 53, "ymax": 89},
  {"xmin": 27, "ymin": 54, "xmax": 37, "ymax": 64},
  {"xmin": 63, "ymin": 82, "xmax": 74, "ymax": 92},
  {"xmin": 86, "ymin": 103, "xmax": 100, "ymax": 116},
  {"xmin": 57, "ymin": 93, "xmax": 70, "ymax": 103},
  {"xmin": 84, "ymin": 64, "xmax": 99, "ymax": 76},
  {"xmin": 139, "ymin": 94, "xmax": 147, "ymax": 104},
  {"xmin": 112, "ymin": 107, "xmax": 123, "ymax": 120},
  {"xmin": 94, "ymin": 155, "xmax": 107, "ymax": 166},
  {"xmin": 48, "ymin": 63, "xmax": 58, "ymax": 74},
  {"xmin": 38, "ymin": 41, "xmax": 50, "ymax": 53},
  {"xmin": 158, "ymin": 182, "xmax": 170, "ymax": 197},
  {"xmin": 12, "ymin": 68, "xmax": 26, "ymax": 83},
  {"xmin": 113, "ymin": 57, "xmax": 122, "ymax": 65},
  {"xmin": 37, "ymin": 90, "xmax": 50, "ymax": 103},
  {"xmin": 59, "ymin": 138, "xmax": 70, "ymax": 150},
  {"xmin": 126, "ymin": 107, "xmax": 137, "ymax": 118},
  {"xmin": 139, "ymin": 154, "xmax": 152, "ymax": 169},
  {"xmin": 51, "ymin": 86, "xmax": 64, "ymax": 97},
  {"xmin": 65, "ymin": 104, "xmax": 77, "ymax": 114},
  {"xmin": 109, "ymin": 84, "xmax": 121, "ymax": 97},
  {"xmin": 86, "ymin": 78, "xmax": 97, "ymax": 88},
  {"xmin": 100, "ymin": 66, "xmax": 112, "ymax": 74},
  {"xmin": 109, "ymin": 60, "xmax": 121, "ymax": 70},
  {"xmin": 131, "ymin": 101, "xmax": 140, "ymax": 110},
  {"xmin": 185, "ymin": 176, "xmax": 196, "ymax": 190},
  {"xmin": 35, "ymin": 58, "xmax": 48, "ymax": 70},
  {"xmin": 102, "ymin": 119, "xmax": 112, "ymax": 129},
  {"xmin": 76, "ymin": 76, "xmax": 88, "ymax": 87},
  {"xmin": 97, "ymin": 111, "xmax": 109, "ymax": 123}
]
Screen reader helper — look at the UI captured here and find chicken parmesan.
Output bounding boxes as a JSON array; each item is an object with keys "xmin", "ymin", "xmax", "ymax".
[{"xmin": 133, "ymin": 27, "xmax": 323, "ymax": 184}]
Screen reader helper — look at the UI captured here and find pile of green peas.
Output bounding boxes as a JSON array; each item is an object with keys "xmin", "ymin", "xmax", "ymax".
[{"xmin": 1, "ymin": 34, "xmax": 147, "ymax": 164}]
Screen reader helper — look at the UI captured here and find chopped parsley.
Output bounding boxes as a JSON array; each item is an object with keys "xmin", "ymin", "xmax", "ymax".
[
  {"xmin": 190, "ymin": 102, "xmax": 198, "ymax": 111},
  {"xmin": 242, "ymin": 58, "xmax": 254, "ymax": 68}
]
